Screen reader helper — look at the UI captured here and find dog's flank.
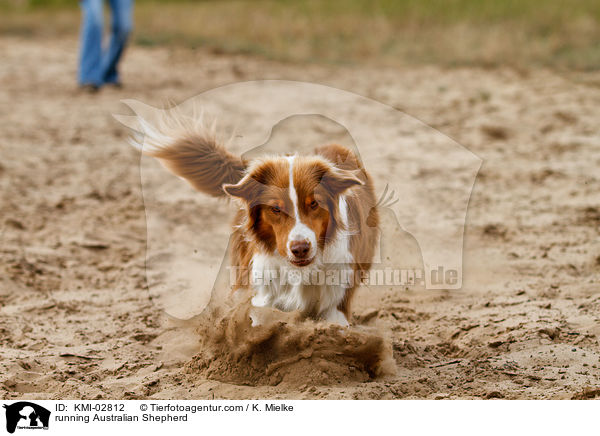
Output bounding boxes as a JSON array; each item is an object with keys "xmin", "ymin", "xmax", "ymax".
[{"xmin": 131, "ymin": 111, "xmax": 245, "ymax": 197}]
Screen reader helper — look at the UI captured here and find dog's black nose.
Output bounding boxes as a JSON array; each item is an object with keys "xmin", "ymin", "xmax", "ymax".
[{"xmin": 290, "ymin": 240, "xmax": 310, "ymax": 259}]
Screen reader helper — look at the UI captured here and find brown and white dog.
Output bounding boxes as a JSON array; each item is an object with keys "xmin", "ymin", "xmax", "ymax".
[{"xmin": 132, "ymin": 115, "xmax": 379, "ymax": 326}]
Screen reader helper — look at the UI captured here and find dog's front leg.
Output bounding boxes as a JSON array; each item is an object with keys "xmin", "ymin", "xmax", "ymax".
[{"xmin": 249, "ymin": 286, "xmax": 273, "ymax": 327}]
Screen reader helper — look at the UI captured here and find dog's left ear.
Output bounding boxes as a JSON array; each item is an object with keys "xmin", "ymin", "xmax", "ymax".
[
  {"xmin": 222, "ymin": 175, "xmax": 263, "ymax": 203},
  {"xmin": 321, "ymin": 168, "xmax": 364, "ymax": 194}
]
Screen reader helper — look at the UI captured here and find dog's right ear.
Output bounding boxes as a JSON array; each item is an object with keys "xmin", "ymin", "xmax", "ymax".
[{"xmin": 222, "ymin": 175, "xmax": 262, "ymax": 203}]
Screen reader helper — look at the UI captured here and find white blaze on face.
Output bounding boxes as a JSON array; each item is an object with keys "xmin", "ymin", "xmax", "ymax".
[{"xmin": 286, "ymin": 156, "xmax": 317, "ymax": 260}]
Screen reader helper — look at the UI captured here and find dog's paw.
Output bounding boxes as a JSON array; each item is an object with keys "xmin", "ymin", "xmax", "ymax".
[
  {"xmin": 251, "ymin": 293, "xmax": 270, "ymax": 307},
  {"xmin": 249, "ymin": 310, "xmax": 262, "ymax": 327},
  {"xmin": 323, "ymin": 308, "xmax": 349, "ymax": 327}
]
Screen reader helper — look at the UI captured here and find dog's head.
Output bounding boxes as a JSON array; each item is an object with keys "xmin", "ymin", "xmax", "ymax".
[{"xmin": 224, "ymin": 155, "xmax": 363, "ymax": 267}]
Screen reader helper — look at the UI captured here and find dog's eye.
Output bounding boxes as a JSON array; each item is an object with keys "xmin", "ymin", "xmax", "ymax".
[
  {"xmin": 271, "ymin": 206, "xmax": 281, "ymax": 214},
  {"xmin": 310, "ymin": 200, "xmax": 319, "ymax": 210}
]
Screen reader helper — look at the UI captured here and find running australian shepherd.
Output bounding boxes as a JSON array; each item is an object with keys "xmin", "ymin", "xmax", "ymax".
[{"xmin": 131, "ymin": 114, "xmax": 379, "ymax": 326}]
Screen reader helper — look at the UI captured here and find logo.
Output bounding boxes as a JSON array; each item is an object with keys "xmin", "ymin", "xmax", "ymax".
[{"xmin": 3, "ymin": 402, "xmax": 50, "ymax": 434}]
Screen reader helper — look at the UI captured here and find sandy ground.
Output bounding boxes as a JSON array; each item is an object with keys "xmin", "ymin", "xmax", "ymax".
[{"xmin": 1, "ymin": 36, "xmax": 600, "ymax": 400}]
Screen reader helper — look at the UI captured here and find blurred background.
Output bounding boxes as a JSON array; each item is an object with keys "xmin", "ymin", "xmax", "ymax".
[{"xmin": 2, "ymin": 0, "xmax": 600, "ymax": 70}]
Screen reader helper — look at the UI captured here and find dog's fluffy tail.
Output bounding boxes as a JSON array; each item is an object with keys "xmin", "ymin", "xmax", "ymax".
[{"xmin": 130, "ymin": 109, "xmax": 245, "ymax": 197}]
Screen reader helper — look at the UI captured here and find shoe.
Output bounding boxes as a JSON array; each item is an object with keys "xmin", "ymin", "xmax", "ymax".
[
  {"xmin": 105, "ymin": 82, "xmax": 123, "ymax": 89},
  {"xmin": 80, "ymin": 84, "xmax": 100, "ymax": 93}
]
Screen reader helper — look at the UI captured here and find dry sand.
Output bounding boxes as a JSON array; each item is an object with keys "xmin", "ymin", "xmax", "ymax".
[{"xmin": 1, "ymin": 36, "xmax": 600, "ymax": 400}]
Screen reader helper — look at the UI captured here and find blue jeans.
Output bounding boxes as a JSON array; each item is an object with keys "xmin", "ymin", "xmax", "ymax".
[{"xmin": 78, "ymin": 0, "xmax": 133, "ymax": 86}]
